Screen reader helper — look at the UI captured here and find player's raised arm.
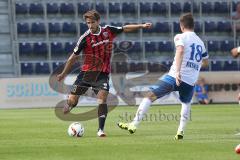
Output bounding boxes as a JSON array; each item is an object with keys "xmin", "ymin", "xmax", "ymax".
[
  {"xmin": 122, "ymin": 23, "xmax": 152, "ymax": 32},
  {"xmin": 57, "ymin": 53, "xmax": 78, "ymax": 81}
]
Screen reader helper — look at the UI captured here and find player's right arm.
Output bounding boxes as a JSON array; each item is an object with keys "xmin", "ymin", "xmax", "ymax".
[
  {"xmin": 57, "ymin": 34, "xmax": 87, "ymax": 81},
  {"xmin": 57, "ymin": 53, "xmax": 79, "ymax": 81},
  {"xmin": 175, "ymin": 45, "xmax": 184, "ymax": 86},
  {"xmin": 173, "ymin": 34, "xmax": 184, "ymax": 86}
]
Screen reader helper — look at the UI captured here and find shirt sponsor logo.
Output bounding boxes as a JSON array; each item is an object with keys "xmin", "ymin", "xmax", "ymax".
[{"xmin": 92, "ymin": 39, "xmax": 110, "ymax": 47}]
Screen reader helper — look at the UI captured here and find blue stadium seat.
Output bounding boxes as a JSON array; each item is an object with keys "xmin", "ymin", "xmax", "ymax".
[
  {"xmin": 183, "ymin": 2, "xmax": 198, "ymax": 13},
  {"xmin": 154, "ymin": 22, "xmax": 170, "ymax": 33},
  {"xmin": 48, "ymin": 22, "xmax": 61, "ymax": 34},
  {"xmin": 62, "ymin": 22, "xmax": 77, "ymax": 34},
  {"xmin": 36, "ymin": 62, "xmax": 50, "ymax": 74},
  {"xmin": 21, "ymin": 63, "xmax": 34, "ymax": 75},
  {"xmin": 194, "ymin": 21, "xmax": 202, "ymax": 33},
  {"xmin": 152, "ymin": 2, "xmax": 167, "ymax": 14},
  {"xmin": 80, "ymin": 23, "xmax": 88, "ymax": 34},
  {"xmin": 122, "ymin": 2, "xmax": 136, "ymax": 14},
  {"xmin": 129, "ymin": 42, "xmax": 142, "ymax": 53},
  {"xmin": 220, "ymin": 40, "xmax": 234, "ymax": 52},
  {"xmin": 217, "ymin": 21, "xmax": 232, "ymax": 32},
  {"xmin": 129, "ymin": 62, "xmax": 145, "ymax": 72},
  {"xmin": 148, "ymin": 62, "xmax": 160, "ymax": 72},
  {"xmin": 211, "ymin": 61, "xmax": 222, "ymax": 71},
  {"xmin": 158, "ymin": 41, "xmax": 174, "ymax": 52},
  {"xmin": 53, "ymin": 62, "xmax": 64, "ymax": 71},
  {"xmin": 78, "ymin": 3, "xmax": 93, "ymax": 14},
  {"xmin": 232, "ymin": 1, "xmax": 237, "ymax": 12},
  {"xmin": 201, "ymin": 2, "xmax": 212, "ymax": 14},
  {"xmin": 17, "ymin": 23, "xmax": 29, "ymax": 34},
  {"xmin": 33, "ymin": 42, "xmax": 48, "ymax": 56},
  {"xmin": 96, "ymin": 2, "xmax": 106, "ymax": 14},
  {"xmin": 64, "ymin": 42, "xmax": 76, "ymax": 54},
  {"xmin": 161, "ymin": 61, "xmax": 172, "ymax": 69},
  {"xmin": 145, "ymin": 41, "xmax": 157, "ymax": 52},
  {"xmin": 207, "ymin": 41, "xmax": 219, "ymax": 52},
  {"xmin": 200, "ymin": 65, "xmax": 209, "ymax": 72},
  {"xmin": 109, "ymin": 2, "xmax": 120, "ymax": 14},
  {"xmin": 171, "ymin": 2, "xmax": 182, "ymax": 14},
  {"xmin": 15, "ymin": 3, "xmax": 28, "ymax": 14},
  {"xmin": 60, "ymin": 3, "xmax": 74, "ymax": 14},
  {"xmin": 204, "ymin": 21, "xmax": 217, "ymax": 32},
  {"xmin": 29, "ymin": 3, "xmax": 43, "ymax": 14},
  {"xmin": 223, "ymin": 60, "xmax": 238, "ymax": 71},
  {"xmin": 19, "ymin": 42, "xmax": 32, "ymax": 56},
  {"xmin": 214, "ymin": 2, "xmax": 229, "ymax": 13},
  {"xmin": 116, "ymin": 62, "xmax": 128, "ymax": 73},
  {"xmin": 31, "ymin": 22, "xmax": 46, "ymax": 34},
  {"xmin": 140, "ymin": 2, "xmax": 151, "ymax": 14},
  {"xmin": 173, "ymin": 22, "xmax": 181, "ymax": 33},
  {"xmin": 183, "ymin": 1, "xmax": 191, "ymax": 12},
  {"xmin": 47, "ymin": 3, "xmax": 58, "ymax": 14},
  {"xmin": 51, "ymin": 42, "xmax": 64, "ymax": 56}
]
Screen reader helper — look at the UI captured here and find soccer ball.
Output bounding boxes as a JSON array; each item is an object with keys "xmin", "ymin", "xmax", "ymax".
[
  {"xmin": 235, "ymin": 144, "xmax": 240, "ymax": 154},
  {"xmin": 67, "ymin": 122, "xmax": 84, "ymax": 137}
]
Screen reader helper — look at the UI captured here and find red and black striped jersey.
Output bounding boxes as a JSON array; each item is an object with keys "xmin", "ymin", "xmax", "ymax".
[{"xmin": 73, "ymin": 25, "xmax": 123, "ymax": 73}]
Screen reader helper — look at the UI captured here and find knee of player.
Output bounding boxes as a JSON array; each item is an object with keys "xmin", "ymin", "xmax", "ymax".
[
  {"xmin": 145, "ymin": 91, "xmax": 157, "ymax": 102},
  {"xmin": 67, "ymin": 98, "xmax": 78, "ymax": 107},
  {"xmin": 97, "ymin": 98, "xmax": 107, "ymax": 104}
]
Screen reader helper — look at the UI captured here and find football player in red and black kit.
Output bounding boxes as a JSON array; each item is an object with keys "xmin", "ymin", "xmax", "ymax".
[{"xmin": 57, "ymin": 10, "xmax": 152, "ymax": 137}]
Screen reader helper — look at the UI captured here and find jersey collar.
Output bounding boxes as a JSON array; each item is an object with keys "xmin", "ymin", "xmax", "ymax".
[{"xmin": 90, "ymin": 26, "xmax": 101, "ymax": 35}]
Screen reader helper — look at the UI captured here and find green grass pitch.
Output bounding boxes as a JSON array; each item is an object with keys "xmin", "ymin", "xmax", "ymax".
[{"xmin": 0, "ymin": 104, "xmax": 239, "ymax": 160}]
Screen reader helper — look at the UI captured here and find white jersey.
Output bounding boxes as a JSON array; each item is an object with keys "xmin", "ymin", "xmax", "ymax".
[{"xmin": 168, "ymin": 31, "xmax": 208, "ymax": 86}]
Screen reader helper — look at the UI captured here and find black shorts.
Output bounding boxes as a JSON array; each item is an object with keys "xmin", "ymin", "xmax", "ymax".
[{"xmin": 70, "ymin": 71, "xmax": 110, "ymax": 95}]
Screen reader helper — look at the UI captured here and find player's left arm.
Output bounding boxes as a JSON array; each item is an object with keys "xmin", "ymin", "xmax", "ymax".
[
  {"xmin": 122, "ymin": 23, "xmax": 152, "ymax": 32},
  {"xmin": 175, "ymin": 45, "xmax": 184, "ymax": 86}
]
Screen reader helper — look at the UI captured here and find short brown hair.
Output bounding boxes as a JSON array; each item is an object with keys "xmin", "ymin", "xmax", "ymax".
[
  {"xmin": 83, "ymin": 10, "xmax": 100, "ymax": 21},
  {"xmin": 180, "ymin": 13, "xmax": 194, "ymax": 29}
]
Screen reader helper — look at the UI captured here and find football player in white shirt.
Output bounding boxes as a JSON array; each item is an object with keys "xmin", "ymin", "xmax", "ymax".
[{"xmin": 118, "ymin": 13, "xmax": 209, "ymax": 140}]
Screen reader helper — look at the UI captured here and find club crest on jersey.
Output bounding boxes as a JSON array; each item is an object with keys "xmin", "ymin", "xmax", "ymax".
[{"xmin": 103, "ymin": 32, "xmax": 108, "ymax": 38}]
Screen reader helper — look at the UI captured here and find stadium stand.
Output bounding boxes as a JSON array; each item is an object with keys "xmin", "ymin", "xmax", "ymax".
[
  {"xmin": 29, "ymin": 3, "xmax": 44, "ymax": 15},
  {"xmin": 51, "ymin": 42, "xmax": 64, "ymax": 56},
  {"xmin": 21, "ymin": 62, "xmax": 34, "ymax": 75},
  {"xmin": 78, "ymin": 2, "xmax": 93, "ymax": 14},
  {"xmin": 31, "ymin": 22, "xmax": 46, "ymax": 34},
  {"xmin": 9, "ymin": 0, "xmax": 239, "ymax": 75},
  {"xmin": 48, "ymin": 22, "xmax": 61, "ymax": 34},
  {"xmin": 35, "ymin": 62, "xmax": 50, "ymax": 74},
  {"xmin": 19, "ymin": 42, "xmax": 32, "ymax": 57},
  {"xmin": 15, "ymin": 2, "xmax": 28, "ymax": 14},
  {"xmin": 60, "ymin": 3, "xmax": 74, "ymax": 15},
  {"xmin": 17, "ymin": 22, "xmax": 29, "ymax": 34},
  {"xmin": 47, "ymin": 3, "xmax": 59, "ymax": 14}
]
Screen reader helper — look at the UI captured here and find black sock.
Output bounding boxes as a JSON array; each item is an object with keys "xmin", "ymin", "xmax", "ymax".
[{"xmin": 98, "ymin": 104, "xmax": 108, "ymax": 131}]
